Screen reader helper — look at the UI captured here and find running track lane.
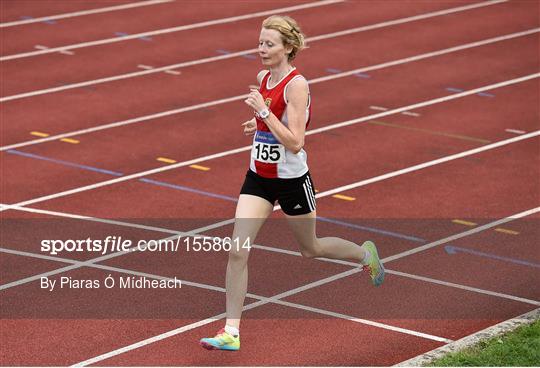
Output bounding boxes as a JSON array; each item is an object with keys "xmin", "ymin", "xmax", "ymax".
[
  {"xmin": 0, "ymin": 0, "xmax": 498, "ymax": 92},
  {"xmin": 1, "ymin": 0, "xmax": 537, "ymax": 142},
  {"xmin": 0, "ymin": 0, "xmax": 136, "ymax": 23},
  {"xmin": 1, "ymin": 43, "xmax": 537, "ymax": 204},
  {"xmin": 2, "ymin": 134, "xmax": 536, "ymax": 362},
  {"xmin": 0, "ymin": 0, "xmax": 317, "ymax": 55}
]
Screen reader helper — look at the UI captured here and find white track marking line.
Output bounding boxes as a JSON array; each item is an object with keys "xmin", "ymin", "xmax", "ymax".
[
  {"xmin": 395, "ymin": 308, "xmax": 540, "ymax": 366},
  {"xmin": 2, "ymin": 73, "xmax": 538, "ymax": 211},
  {"xmin": 5, "ymin": 203, "xmax": 538, "ymax": 306},
  {"xmin": 0, "ymin": 246, "xmax": 451, "ymax": 343},
  {"xmin": 505, "ymin": 128, "xmax": 527, "ymax": 134},
  {"xmin": 0, "ymin": 1, "xmax": 514, "ymax": 101},
  {"xmin": 383, "ymin": 207, "xmax": 540, "ymax": 263},
  {"xmin": 69, "ymin": 205, "xmax": 536, "ymax": 366},
  {"xmin": 370, "ymin": 105, "xmax": 389, "ymax": 111},
  {"xmin": 2, "ymin": 28, "xmax": 537, "ymax": 150},
  {"xmin": 0, "ymin": 0, "xmax": 344, "ymax": 60},
  {"xmin": 0, "ymin": 0, "xmax": 175, "ymax": 28},
  {"xmin": 387, "ymin": 270, "xmax": 540, "ymax": 306}
]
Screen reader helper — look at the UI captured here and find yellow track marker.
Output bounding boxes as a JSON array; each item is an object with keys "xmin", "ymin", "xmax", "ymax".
[
  {"xmin": 60, "ymin": 138, "xmax": 79, "ymax": 144},
  {"xmin": 30, "ymin": 131, "xmax": 49, "ymax": 137},
  {"xmin": 494, "ymin": 228, "xmax": 519, "ymax": 235},
  {"xmin": 452, "ymin": 219, "xmax": 477, "ymax": 226},
  {"xmin": 157, "ymin": 157, "xmax": 177, "ymax": 164},
  {"xmin": 332, "ymin": 194, "xmax": 355, "ymax": 201},
  {"xmin": 190, "ymin": 164, "xmax": 210, "ymax": 171}
]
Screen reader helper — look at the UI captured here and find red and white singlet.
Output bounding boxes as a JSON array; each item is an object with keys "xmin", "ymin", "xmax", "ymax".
[{"xmin": 250, "ymin": 68, "xmax": 311, "ymax": 179}]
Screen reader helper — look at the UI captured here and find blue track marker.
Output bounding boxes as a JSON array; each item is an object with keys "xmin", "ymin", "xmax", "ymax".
[
  {"xmin": 216, "ymin": 49, "xmax": 231, "ymax": 55},
  {"xmin": 7, "ymin": 148, "xmax": 435, "ymax": 243},
  {"xmin": 326, "ymin": 68, "xmax": 342, "ymax": 74},
  {"xmin": 354, "ymin": 72, "xmax": 371, "ymax": 79},
  {"xmin": 446, "ymin": 87, "xmax": 464, "ymax": 93},
  {"xmin": 7, "ymin": 149, "xmax": 123, "ymax": 176},
  {"xmin": 242, "ymin": 54, "xmax": 257, "ymax": 60},
  {"xmin": 318, "ymin": 216, "xmax": 425, "ymax": 243},
  {"xmin": 477, "ymin": 92, "xmax": 495, "ymax": 97},
  {"xmin": 20, "ymin": 15, "xmax": 55, "ymax": 24},
  {"xmin": 445, "ymin": 245, "xmax": 540, "ymax": 268},
  {"xmin": 139, "ymin": 178, "xmax": 238, "ymax": 202}
]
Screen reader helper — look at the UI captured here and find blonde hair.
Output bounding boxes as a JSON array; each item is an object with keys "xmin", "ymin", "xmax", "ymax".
[{"xmin": 262, "ymin": 15, "xmax": 306, "ymax": 61}]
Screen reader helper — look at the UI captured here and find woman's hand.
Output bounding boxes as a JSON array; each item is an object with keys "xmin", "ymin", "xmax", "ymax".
[
  {"xmin": 242, "ymin": 118, "xmax": 256, "ymax": 135},
  {"xmin": 244, "ymin": 88, "xmax": 266, "ymax": 114}
]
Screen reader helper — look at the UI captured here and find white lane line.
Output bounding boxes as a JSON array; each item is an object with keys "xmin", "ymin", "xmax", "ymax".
[
  {"xmin": 0, "ymin": 0, "xmax": 344, "ymax": 60},
  {"xmin": 2, "ymin": 28, "xmax": 537, "ymax": 150},
  {"xmin": 137, "ymin": 64, "xmax": 153, "ymax": 70},
  {"xmin": 0, "ymin": 246, "xmax": 451, "ymax": 343},
  {"xmin": 395, "ymin": 308, "xmax": 540, "ymax": 366},
  {"xmin": 0, "ymin": 0, "xmax": 513, "ymax": 101},
  {"xmin": 3, "ymin": 203, "xmax": 539, "ymax": 308},
  {"xmin": 0, "ymin": 0, "xmax": 174, "ymax": 28},
  {"xmin": 386, "ymin": 270, "xmax": 540, "ymax": 306},
  {"xmin": 70, "ymin": 205, "xmax": 536, "ymax": 367},
  {"xmin": 383, "ymin": 207, "xmax": 540, "ymax": 264},
  {"xmin": 2, "ymin": 73, "xmax": 538, "ymax": 211},
  {"xmin": 370, "ymin": 105, "xmax": 388, "ymax": 111},
  {"xmin": 505, "ymin": 128, "xmax": 527, "ymax": 134},
  {"xmin": 251, "ymin": 244, "xmax": 540, "ymax": 306}
]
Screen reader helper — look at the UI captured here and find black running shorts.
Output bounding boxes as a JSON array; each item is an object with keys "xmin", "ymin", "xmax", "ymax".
[{"xmin": 240, "ymin": 170, "xmax": 317, "ymax": 216}]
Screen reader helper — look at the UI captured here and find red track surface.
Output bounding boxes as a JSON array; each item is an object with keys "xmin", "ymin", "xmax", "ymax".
[{"xmin": 1, "ymin": 0, "xmax": 539, "ymax": 366}]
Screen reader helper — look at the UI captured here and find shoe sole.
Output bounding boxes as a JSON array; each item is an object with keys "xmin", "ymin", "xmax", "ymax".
[{"xmin": 200, "ymin": 341, "xmax": 239, "ymax": 351}]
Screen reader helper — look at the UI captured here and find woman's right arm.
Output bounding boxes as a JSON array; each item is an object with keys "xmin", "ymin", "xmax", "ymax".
[{"xmin": 242, "ymin": 70, "xmax": 267, "ymax": 136}]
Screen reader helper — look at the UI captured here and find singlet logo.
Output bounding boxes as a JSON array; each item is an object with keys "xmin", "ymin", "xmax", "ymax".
[{"xmin": 264, "ymin": 98, "xmax": 272, "ymax": 107}]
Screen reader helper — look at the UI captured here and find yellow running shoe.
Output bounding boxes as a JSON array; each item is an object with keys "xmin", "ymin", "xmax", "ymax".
[
  {"xmin": 200, "ymin": 328, "xmax": 240, "ymax": 351},
  {"xmin": 361, "ymin": 241, "xmax": 385, "ymax": 286}
]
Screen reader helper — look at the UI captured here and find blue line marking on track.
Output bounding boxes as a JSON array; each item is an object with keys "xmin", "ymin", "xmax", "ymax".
[
  {"xmin": 446, "ymin": 87, "xmax": 464, "ymax": 93},
  {"xmin": 318, "ymin": 216, "xmax": 425, "ymax": 243},
  {"xmin": 477, "ymin": 92, "xmax": 495, "ymax": 97},
  {"xmin": 326, "ymin": 68, "xmax": 342, "ymax": 74},
  {"xmin": 139, "ymin": 36, "xmax": 153, "ymax": 42},
  {"xmin": 242, "ymin": 54, "xmax": 257, "ymax": 60},
  {"xmin": 354, "ymin": 72, "xmax": 371, "ymax": 79},
  {"xmin": 20, "ymin": 15, "xmax": 56, "ymax": 24},
  {"xmin": 7, "ymin": 149, "xmax": 432, "ymax": 243},
  {"xmin": 115, "ymin": 32, "xmax": 129, "ymax": 37},
  {"xmin": 445, "ymin": 245, "xmax": 540, "ymax": 268},
  {"xmin": 216, "ymin": 49, "xmax": 231, "ymax": 55},
  {"xmin": 7, "ymin": 149, "xmax": 123, "ymax": 176},
  {"xmin": 138, "ymin": 178, "xmax": 238, "ymax": 202}
]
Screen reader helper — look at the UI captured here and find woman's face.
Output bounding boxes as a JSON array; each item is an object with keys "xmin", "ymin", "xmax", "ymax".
[{"xmin": 258, "ymin": 28, "xmax": 291, "ymax": 66}]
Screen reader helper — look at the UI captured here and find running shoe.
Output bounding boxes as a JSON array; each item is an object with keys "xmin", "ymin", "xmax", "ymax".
[
  {"xmin": 200, "ymin": 328, "xmax": 240, "ymax": 351},
  {"xmin": 361, "ymin": 241, "xmax": 385, "ymax": 286}
]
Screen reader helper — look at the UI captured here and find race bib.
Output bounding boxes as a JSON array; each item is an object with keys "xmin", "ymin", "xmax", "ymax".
[{"xmin": 251, "ymin": 131, "xmax": 286, "ymax": 164}]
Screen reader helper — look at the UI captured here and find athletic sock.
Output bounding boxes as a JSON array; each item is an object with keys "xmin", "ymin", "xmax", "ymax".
[{"xmin": 224, "ymin": 325, "xmax": 239, "ymax": 337}]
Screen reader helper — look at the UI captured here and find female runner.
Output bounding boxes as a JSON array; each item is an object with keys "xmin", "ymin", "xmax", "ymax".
[{"xmin": 200, "ymin": 15, "xmax": 384, "ymax": 351}]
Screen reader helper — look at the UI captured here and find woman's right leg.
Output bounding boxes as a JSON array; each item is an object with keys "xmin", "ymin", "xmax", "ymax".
[{"xmin": 225, "ymin": 194, "xmax": 273, "ymax": 329}]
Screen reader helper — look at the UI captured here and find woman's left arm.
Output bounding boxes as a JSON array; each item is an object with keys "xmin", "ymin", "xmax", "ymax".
[{"xmin": 245, "ymin": 78, "xmax": 309, "ymax": 154}]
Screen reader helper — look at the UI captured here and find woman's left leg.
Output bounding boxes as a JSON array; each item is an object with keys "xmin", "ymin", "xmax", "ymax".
[
  {"xmin": 284, "ymin": 210, "xmax": 366, "ymax": 261},
  {"xmin": 285, "ymin": 210, "xmax": 385, "ymax": 286}
]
